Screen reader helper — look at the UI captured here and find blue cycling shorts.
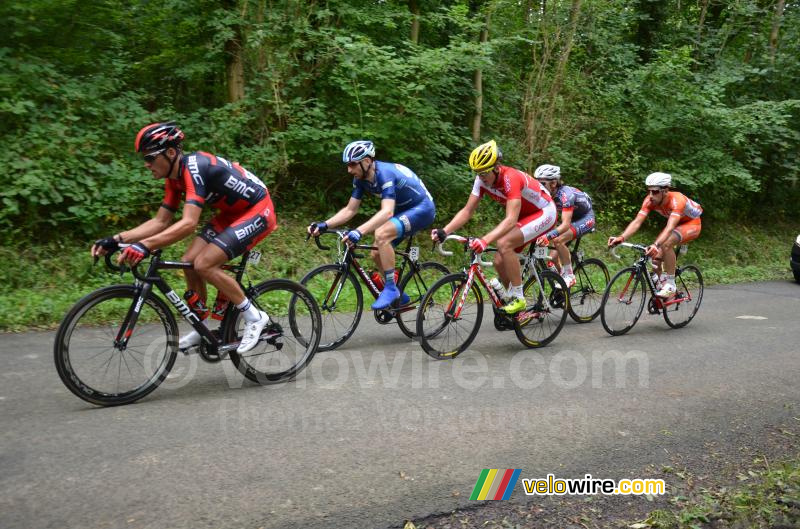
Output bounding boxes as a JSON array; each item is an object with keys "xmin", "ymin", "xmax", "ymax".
[{"xmin": 390, "ymin": 199, "xmax": 436, "ymax": 245}]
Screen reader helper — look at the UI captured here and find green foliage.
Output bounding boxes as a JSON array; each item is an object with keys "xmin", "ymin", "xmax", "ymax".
[{"xmin": 1, "ymin": 0, "xmax": 799, "ymax": 239}]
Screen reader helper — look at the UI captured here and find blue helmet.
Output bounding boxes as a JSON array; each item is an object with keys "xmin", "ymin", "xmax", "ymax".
[{"xmin": 342, "ymin": 140, "xmax": 376, "ymax": 163}]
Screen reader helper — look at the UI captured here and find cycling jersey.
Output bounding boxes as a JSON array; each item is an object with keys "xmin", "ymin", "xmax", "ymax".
[
  {"xmin": 637, "ymin": 191, "xmax": 703, "ymax": 224},
  {"xmin": 471, "ymin": 165, "xmax": 553, "ymax": 216},
  {"xmin": 162, "ymin": 151, "xmax": 276, "ymax": 258},
  {"xmin": 552, "ymin": 185, "xmax": 593, "ymax": 220},
  {"xmin": 351, "ymin": 161, "xmax": 434, "ymax": 211}
]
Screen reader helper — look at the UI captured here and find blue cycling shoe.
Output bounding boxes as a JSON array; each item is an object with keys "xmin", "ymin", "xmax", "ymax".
[
  {"xmin": 372, "ymin": 285, "xmax": 401, "ymax": 310},
  {"xmin": 398, "ymin": 292, "xmax": 411, "ymax": 306}
]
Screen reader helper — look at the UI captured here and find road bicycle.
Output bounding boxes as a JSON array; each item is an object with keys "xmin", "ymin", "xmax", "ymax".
[
  {"xmin": 600, "ymin": 242, "xmax": 703, "ymax": 335},
  {"xmin": 301, "ymin": 230, "xmax": 449, "ymax": 351},
  {"xmin": 416, "ymin": 234, "xmax": 568, "ymax": 359},
  {"xmin": 54, "ymin": 246, "xmax": 321, "ymax": 406}
]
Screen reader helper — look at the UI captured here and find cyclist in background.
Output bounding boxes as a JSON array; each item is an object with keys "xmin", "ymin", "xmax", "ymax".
[
  {"xmin": 533, "ymin": 164, "xmax": 596, "ymax": 288},
  {"xmin": 307, "ymin": 140, "xmax": 436, "ymax": 310},
  {"xmin": 90, "ymin": 122, "xmax": 277, "ymax": 353},
  {"xmin": 431, "ymin": 140, "xmax": 557, "ymax": 314},
  {"xmin": 608, "ymin": 172, "xmax": 702, "ymax": 298}
]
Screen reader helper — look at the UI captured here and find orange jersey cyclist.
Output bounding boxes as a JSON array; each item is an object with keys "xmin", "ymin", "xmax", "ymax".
[
  {"xmin": 607, "ymin": 172, "xmax": 702, "ymax": 298},
  {"xmin": 307, "ymin": 140, "xmax": 436, "ymax": 310},
  {"xmin": 533, "ymin": 164, "xmax": 596, "ymax": 288},
  {"xmin": 431, "ymin": 140, "xmax": 557, "ymax": 315},
  {"xmin": 90, "ymin": 122, "xmax": 277, "ymax": 353}
]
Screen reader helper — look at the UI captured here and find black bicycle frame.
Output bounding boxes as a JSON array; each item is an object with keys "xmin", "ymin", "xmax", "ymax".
[{"xmin": 112, "ymin": 250, "xmax": 251, "ymax": 356}]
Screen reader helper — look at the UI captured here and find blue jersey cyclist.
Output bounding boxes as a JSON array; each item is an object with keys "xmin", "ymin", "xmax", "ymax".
[
  {"xmin": 533, "ymin": 164, "xmax": 596, "ymax": 288},
  {"xmin": 307, "ymin": 140, "xmax": 436, "ymax": 310}
]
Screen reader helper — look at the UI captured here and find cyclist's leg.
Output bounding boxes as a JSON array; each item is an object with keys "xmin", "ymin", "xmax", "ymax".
[
  {"xmin": 558, "ymin": 214, "xmax": 595, "ymax": 280},
  {"xmin": 178, "ymin": 226, "xmax": 222, "ymax": 348},
  {"xmin": 501, "ymin": 203, "xmax": 557, "ymax": 312},
  {"xmin": 372, "ymin": 202, "xmax": 434, "ymax": 309},
  {"xmin": 199, "ymin": 198, "xmax": 277, "ymax": 351},
  {"xmin": 659, "ymin": 218, "xmax": 701, "ymax": 296}
]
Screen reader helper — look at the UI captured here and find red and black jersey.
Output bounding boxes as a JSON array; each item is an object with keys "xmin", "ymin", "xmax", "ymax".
[{"xmin": 161, "ymin": 151, "xmax": 268, "ymax": 215}]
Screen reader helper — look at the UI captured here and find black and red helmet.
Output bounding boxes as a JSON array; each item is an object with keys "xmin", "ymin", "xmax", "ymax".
[{"xmin": 134, "ymin": 122, "xmax": 185, "ymax": 153}]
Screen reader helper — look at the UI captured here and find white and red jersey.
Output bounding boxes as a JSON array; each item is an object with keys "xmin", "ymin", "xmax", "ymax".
[{"xmin": 470, "ymin": 165, "xmax": 553, "ymax": 215}]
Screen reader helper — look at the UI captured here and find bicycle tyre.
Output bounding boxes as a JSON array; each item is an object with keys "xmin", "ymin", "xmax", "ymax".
[
  {"xmin": 663, "ymin": 264, "xmax": 704, "ymax": 329},
  {"xmin": 513, "ymin": 269, "xmax": 569, "ymax": 348},
  {"xmin": 600, "ymin": 267, "xmax": 647, "ymax": 336},
  {"xmin": 416, "ymin": 272, "xmax": 484, "ymax": 360},
  {"xmin": 299, "ymin": 263, "xmax": 363, "ymax": 351},
  {"xmin": 568, "ymin": 258, "xmax": 610, "ymax": 323},
  {"xmin": 54, "ymin": 285, "xmax": 178, "ymax": 406},
  {"xmin": 227, "ymin": 279, "xmax": 321, "ymax": 384},
  {"xmin": 395, "ymin": 261, "xmax": 450, "ymax": 339}
]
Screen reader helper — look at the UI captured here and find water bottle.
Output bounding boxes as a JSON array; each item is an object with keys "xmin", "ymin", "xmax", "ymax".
[
  {"xmin": 370, "ymin": 270, "xmax": 385, "ymax": 290},
  {"xmin": 489, "ymin": 277, "xmax": 506, "ymax": 300},
  {"xmin": 183, "ymin": 290, "xmax": 209, "ymax": 320},
  {"xmin": 211, "ymin": 291, "xmax": 230, "ymax": 321}
]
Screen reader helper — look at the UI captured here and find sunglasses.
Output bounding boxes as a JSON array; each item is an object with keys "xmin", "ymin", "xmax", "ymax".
[
  {"xmin": 143, "ymin": 149, "xmax": 166, "ymax": 163},
  {"xmin": 477, "ymin": 169, "xmax": 494, "ymax": 178},
  {"xmin": 647, "ymin": 188, "xmax": 664, "ymax": 195}
]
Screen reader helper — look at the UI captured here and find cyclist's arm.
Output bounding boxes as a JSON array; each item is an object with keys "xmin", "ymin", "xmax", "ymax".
[
  {"xmin": 552, "ymin": 208, "xmax": 574, "ymax": 235},
  {"xmin": 117, "ymin": 206, "xmax": 175, "ymax": 244},
  {"xmin": 618, "ymin": 214, "xmax": 646, "ymax": 241},
  {"xmin": 138, "ymin": 204, "xmax": 203, "ymax": 251},
  {"xmin": 443, "ymin": 193, "xmax": 481, "ymax": 235},
  {"xmin": 482, "ymin": 198, "xmax": 522, "ymax": 244},
  {"xmin": 356, "ymin": 198, "xmax": 395, "ymax": 235},
  {"xmin": 653, "ymin": 214, "xmax": 681, "ymax": 247},
  {"xmin": 324, "ymin": 197, "xmax": 361, "ymax": 229}
]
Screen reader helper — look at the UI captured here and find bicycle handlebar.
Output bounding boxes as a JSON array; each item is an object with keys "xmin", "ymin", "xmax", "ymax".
[
  {"xmin": 610, "ymin": 241, "xmax": 648, "ymax": 260},
  {"xmin": 434, "ymin": 234, "xmax": 495, "ymax": 267}
]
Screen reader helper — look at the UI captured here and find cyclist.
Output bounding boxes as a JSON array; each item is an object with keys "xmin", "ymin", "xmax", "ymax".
[
  {"xmin": 307, "ymin": 140, "xmax": 436, "ymax": 310},
  {"xmin": 533, "ymin": 164, "xmax": 596, "ymax": 288},
  {"xmin": 431, "ymin": 140, "xmax": 557, "ymax": 314},
  {"xmin": 607, "ymin": 172, "xmax": 702, "ymax": 298},
  {"xmin": 90, "ymin": 122, "xmax": 277, "ymax": 353}
]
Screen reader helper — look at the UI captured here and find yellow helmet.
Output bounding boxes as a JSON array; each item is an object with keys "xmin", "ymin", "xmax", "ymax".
[{"xmin": 469, "ymin": 140, "xmax": 502, "ymax": 172}]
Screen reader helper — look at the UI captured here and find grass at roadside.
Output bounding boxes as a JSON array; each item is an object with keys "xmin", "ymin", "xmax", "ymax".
[{"xmin": 0, "ymin": 217, "xmax": 797, "ymax": 332}]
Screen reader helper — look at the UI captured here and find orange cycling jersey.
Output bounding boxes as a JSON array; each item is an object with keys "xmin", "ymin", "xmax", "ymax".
[{"xmin": 637, "ymin": 191, "xmax": 703, "ymax": 224}]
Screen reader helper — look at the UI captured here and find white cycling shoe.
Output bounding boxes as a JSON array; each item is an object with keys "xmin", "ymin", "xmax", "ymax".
[
  {"xmin": 656, "ymin": 283, "xmax": 677, "ymax": 298},
  {"xmin": 178, "ymin": 330, "xmax": 202, "ymax": 350},
  {"xmin": 237, "ymin": 311, "xmax": 270, "ymax": 353}
]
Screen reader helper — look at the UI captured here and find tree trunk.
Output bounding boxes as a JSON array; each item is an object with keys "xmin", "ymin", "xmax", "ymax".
[
  {"xmin": 471, "ymin": 12, "xmax": 490, "ymax": 144},
  {"xmin": 223, "ymin": 0, "xmax": 246, "ymax": 103},
  {"xmin": 409, "ymin": 0, "xmax": 420, "ymax": 44},
  {"xmin": 769, "ymin": 0, "xmax": 786, "ymax": 63}
]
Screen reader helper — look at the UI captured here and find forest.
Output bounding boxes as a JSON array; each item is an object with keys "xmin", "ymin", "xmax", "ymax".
[{"xmin": 2, "ymin": 0, "xmax": 798, "ymax": 239}]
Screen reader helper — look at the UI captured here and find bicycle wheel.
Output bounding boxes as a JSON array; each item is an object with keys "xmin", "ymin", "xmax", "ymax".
[
  {"xmin": 227, "ymin": 279, "xmax": 321, "ymax": 384},
  {"xmin": 299, "ymin": 264, "xmax": 363, "ymax": 351},
  {"xmin": 54, "ymin": 285, "xmax": 178, "ymax": 406},
  {"xmin": 568, "ymin": 258, "xmax": 610, "ymax": 323},
  {"xmin": 416, "ymin": 272, "xmax": 483, "ymax": 360},
  {"xmin": 600, "ymin": 267, "xmax": 647, "ymax": 336},
  {"xmin": 395, "ymin": 261, "xmax": 450, "ymax": 339},
  {"xmin": 663, "ymin": 265, "xmax": 704, "ymax": 328},
  {"xmin": 513, "ymin": 270, "xmax": 569, "ymax": 348}
]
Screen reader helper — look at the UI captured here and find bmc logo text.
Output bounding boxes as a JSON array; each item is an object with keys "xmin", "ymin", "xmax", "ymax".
[
  {"xmin": 187, "ymin": 155, "xmax": 203, "ymax": 187},
  {"xmin": 166, "ymin": 291, "xmax": 200, "ymax": 324},
  {"xmin": 224, "ymin": 176, "xmax": 256, "ymax": 199},
  {"xmin": 235, "ymin": 217, "xmax": 265, "ymax": 241}
]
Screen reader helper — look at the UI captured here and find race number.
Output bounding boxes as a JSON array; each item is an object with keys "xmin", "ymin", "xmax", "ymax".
[
  {"xmin": 533, "ymin": 246, "xmax": 549, "ymax": 259},
  {"xmin": 248, "ymin": 250, "xmax": 262, "ymax": 265},
  {"xmin": 409, "ymin": 246, "xmax": 420, "ymax": 262}
]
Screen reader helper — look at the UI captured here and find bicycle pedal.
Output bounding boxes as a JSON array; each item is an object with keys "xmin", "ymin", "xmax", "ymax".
[{"xmin": 180, "ymin": 344, "xmax": 201, "ymax": 355}]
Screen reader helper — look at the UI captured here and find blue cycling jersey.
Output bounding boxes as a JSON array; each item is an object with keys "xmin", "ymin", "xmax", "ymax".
[
  {"xmin": 552, "ymin": 185, "xmax": 593, "ymax": 219},
  {"xmin": 351, "ymin": 161, "xmax": 434, "ymax": 212}
]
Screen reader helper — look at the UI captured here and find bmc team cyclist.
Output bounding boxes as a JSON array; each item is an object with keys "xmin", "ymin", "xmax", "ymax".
[
  {"xmin": 533, "ymin": 164, "xmax": 596, "ymax": 288},
  {"xmin": 431, "ymin": 140, "xmax": 557, "ymax": 314},
  {"xmin": 307, "ymin": 140, "xmax": 436, "ymax": 310},
  {"xmin": 90, "ymin": 122, "xmax": 277, "ymax": 353},
  {"xmin": 607, "ymin": 172, "xmax": 702, "ymax": 298}
]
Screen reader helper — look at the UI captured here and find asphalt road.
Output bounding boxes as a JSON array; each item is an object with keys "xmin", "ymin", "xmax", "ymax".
[{"xmin": 1, "ymin": 281, "xmax": 799, "ymax": 529}]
